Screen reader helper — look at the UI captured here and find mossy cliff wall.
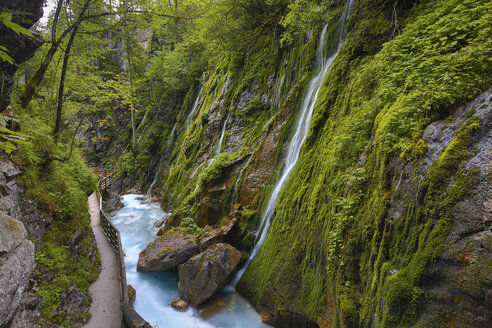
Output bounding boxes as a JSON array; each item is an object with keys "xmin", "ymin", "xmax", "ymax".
[{"xmin": 146, "ymin": 0, "xmax": 491, "ymax": 326}]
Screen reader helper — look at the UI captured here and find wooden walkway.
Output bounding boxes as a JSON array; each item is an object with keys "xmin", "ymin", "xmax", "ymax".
[{"xmin": 83, "ymin": 192, "xmax": 122, "ymax": 328}]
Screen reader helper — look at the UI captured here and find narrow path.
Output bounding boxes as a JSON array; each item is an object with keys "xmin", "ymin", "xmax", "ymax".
[{"xmin": 84, "ymin": 192, "xmax": 122, "ymax": 328}]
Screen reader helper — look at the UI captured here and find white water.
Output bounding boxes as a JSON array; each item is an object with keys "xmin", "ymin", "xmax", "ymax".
[
  {"xmin": 214, "ymin": 116, "xmax": 229, "ymax": 157},
  {"xmin": 232, "ymin": 0, "xmax": 354, "ymax": 285},
  {"xmin": 273, "ymin": 72, "xmax": 286, "ymax": 109},
  {"xmin": 112, "ymin": 194, "xmax": 268, "ymax": 328},
  {"xmin": 148, "ymin": 123, "xmax": 177, "ymax": 194},
  {"xmin": 186, "ymin": 78, "xmax": 205, "ymax": 129}
]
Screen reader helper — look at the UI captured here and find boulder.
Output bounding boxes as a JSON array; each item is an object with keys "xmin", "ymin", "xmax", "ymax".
[
  {"xmin": 178, "ymin": 243, "xmax": 241, "ymax": 306},
  {"xmin": 0, "ymin": 212, "xmax": 35, "ymax": 327},
  {"xmin": 137, "ymin": 218, "xmax": 236, "ymax": 272}
]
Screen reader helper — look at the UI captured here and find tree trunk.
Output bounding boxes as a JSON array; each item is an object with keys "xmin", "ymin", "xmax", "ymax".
[
  {"xmin": 175, "ymin": 0, "xmax": 179, "ymax": 43},
  {"xmin": 19, "ymin": 44, "xmax": 58, "ymax": 108},
  {"xmin": 126, "ymin": 42, "xmax": 137, "ymax": 151},
  {"xmin": 53, "ymin": 27, "xmax": 79, "ymax": 143},
  {"xmin": 19, "ymin": 0, "xmax": 92, "ymax": 109}
]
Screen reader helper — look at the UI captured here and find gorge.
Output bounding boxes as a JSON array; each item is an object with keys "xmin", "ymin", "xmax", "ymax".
[{"xmin": 0, "ymin": 0, "xmax": 491, "ymax": 327}]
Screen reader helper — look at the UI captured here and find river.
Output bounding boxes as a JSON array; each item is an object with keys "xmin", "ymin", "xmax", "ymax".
[{"xmin": 111, "ymin": 194, "xmax": 268, "ymax": 328}]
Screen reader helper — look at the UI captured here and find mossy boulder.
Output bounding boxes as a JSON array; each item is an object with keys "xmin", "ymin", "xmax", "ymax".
[{"xmin": 137, "ymin": 218, "xmax": 237, "ymax": 272}]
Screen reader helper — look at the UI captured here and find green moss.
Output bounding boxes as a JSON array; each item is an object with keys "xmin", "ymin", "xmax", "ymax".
[
  {"xmin": 176, "ymin": 217, "xmax": 203, "ymax": 234},
  {"xmin": 239, "ymin": 0, "xmax": 491, "ymax": 326},
  {"xmin": 35, "ymin": 218, "xmax": 100, "ymax": 325}
]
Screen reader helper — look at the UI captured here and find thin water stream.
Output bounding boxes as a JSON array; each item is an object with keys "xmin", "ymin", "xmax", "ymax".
[
  {"xmin": 112, "ymin": 195, "xmax": 268, "ymax": 328},
  {"xmin": 232, "ymin": 0, "xmax": 355, "ymax": 285}
]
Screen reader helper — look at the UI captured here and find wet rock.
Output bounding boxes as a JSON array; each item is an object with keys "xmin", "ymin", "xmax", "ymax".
[
  {"xmin": 153, "ymin": 214, "xmax": 169, "ymax": 229},
  {"xmin": 137, "ymin": 229, "xmax": 197, "ymax": 272},
  {"xmin": 0, "ymin": 212, "xmax": 35, "ymax": 327},
  {"xmin": 0, "ymin": 155, "xmax": 52, "ymax": 238},
  {"xmin": 128, "ymin": 285, "xmax": 136, "ymax": 303},
  {"xmin": 197, "ymin": 155, "xmax": 249, "ymax": 226},
  {"xmin": 171, "ymin": 298, "xmax": 189, "ymax": 310},
  {"xmin": 260, "ymin": 308, "xmax": 275, "ymax": 326},
  {"xmin": 239, "ymin": 111, "xmax": 288, "ymax": 207},
  {"xmin": 137, "ymin": 218, "xmax": 236, "ymax": 272},
  {"xmin": 178, "ymin": 243, "xmax": 241, "ymax": 306},
  {"xmin": 102, "ymin": 192, "xmax": 123, "ymax": 214},
  {"xmin": 156, "ymin": 226, "xmax": 167, "ymax": 236},
  {"xmin": 198, "ymin": 297, "xmax": 228, "ymax": 319}
]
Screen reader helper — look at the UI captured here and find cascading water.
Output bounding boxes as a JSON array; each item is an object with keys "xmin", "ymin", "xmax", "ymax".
[
  {"xmin": 147, "ymin": 123, "xmax": 177, "ymax": 194},
  {"xmin": 214, "ymin": 116, "xmax": 229, "ymax": 157},
  {"xmin": 232, "ymin": 0, "xmax": 355, "ymax": 286},
  {"xmin": 186, "ymin": 76, "xmax": 205, "ymax": 129},
  {"xmin": 112, "ymin": 195, "xmax": 268, "ymax": 328}
]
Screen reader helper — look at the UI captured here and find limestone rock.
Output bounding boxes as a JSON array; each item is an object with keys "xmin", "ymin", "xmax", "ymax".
[
  {"xmin": 137, "ymin": 229, "xmax": 198, "ymax": 272},
  {"xmin": 178, "ymin": 243, "xmax": 241, "ymax": 306},
  {"xmin": 171, "ymin": 298, "xmax": 189, "ymax": 310},
  {"xmin": 128, "ymin": 285, "xmax": 136, "ymax": 303},
  {"xmin": 137, "ymin": 218, "xmax": 236, "ymax": 272},
  {"xmin": 0, "ymin": 155, "xmax": 52, "ymax": 238},
  {"xmin": 198, "ymin": 297, "xmax": 228, "ymax": 319},
  {"xmin": 0, "ymin": 212, "xmax": 35, "ymax": 327}
]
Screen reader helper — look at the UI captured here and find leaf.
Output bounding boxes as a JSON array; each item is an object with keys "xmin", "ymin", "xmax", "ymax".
[{"xmin": 0, "ymin": 12, "xmax": 34, "ymax": 38}]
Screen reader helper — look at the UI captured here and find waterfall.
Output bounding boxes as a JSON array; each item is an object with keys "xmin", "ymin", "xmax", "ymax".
[
  {"xmin": 186, "ymin": 75, "xmax": 205, "ymax": 129},
  {"xmin": 214, "ymin": 116, "xmax": 229, "ymax": 157},
  {"xmin": 147, "ymin": 123, "xmax": 177, "ymax": 194},
  {"xmin": 232, "ymin": 0, "xmax": 355, "ymax": 286},
  {"xmin": 274, "ymin": 72, "xmax": 286, "ymax": 109}
]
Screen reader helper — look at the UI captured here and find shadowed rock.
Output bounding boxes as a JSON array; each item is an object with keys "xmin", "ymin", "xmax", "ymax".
[
  {"xmin": 0, "ymin": 212, "xmax": 35, "ymax": 327},
  {"xmin": 178, "ymin": 243, "xmax": 241, "ymax": 306}
]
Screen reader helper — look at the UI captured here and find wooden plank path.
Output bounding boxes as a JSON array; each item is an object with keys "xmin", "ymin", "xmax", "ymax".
[{"xmin": 84, "ymin": 192, "xmax": 123, "ymax": 328}]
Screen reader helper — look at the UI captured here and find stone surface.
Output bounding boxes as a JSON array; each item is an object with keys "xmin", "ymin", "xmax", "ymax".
[
  {"xmin": 0, "ymin": 155, "xmax": 52, "ymax": 238},
  {"xmin": 0, "ymin": 0, "xmax": 44, "ymax": 111},
  {"xmin": 0, "ymin": 212, "xmax": 35, "ymax": 327},
  {"xmin": 137, "ymin": 218, "xmax": 236, "ymax": 272},
  {"xmin": 178, "ymin": 243, "xmax": 241, "ymax": 306},
  {"xmin": 128, "ymin": 285, "xmax": 136, "ymax": 303},
  {"xmin": 198, "ymin": 297, "xmax": 228, "ymax": 319},
  {"xmin": 171, "ymin": 298, "xmax": 189, "ymax": 310}
]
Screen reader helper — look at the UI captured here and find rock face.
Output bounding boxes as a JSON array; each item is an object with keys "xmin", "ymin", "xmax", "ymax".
[
  {"xmin": 178, "ymin": 243, "xmax": 241, "ymax": 306},
  {"xmin": 0, "ymin": 155, "xmax": 52, "ymax": 237},
  {"xmin": 0, "ymin": 212, "xmax": 35, "ymax": 327},
  {"xmin": 137, "ymin": 218, "xmax": 236, "ymax": 272},
  {"xmin": 0, "ymin": 0, "xmax": 44, "ymax": 112}
]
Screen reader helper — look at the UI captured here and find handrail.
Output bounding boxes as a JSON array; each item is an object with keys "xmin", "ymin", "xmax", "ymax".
[
  {"xmin": 92, "ymin": 167, "xmax": 114, "ymax": 177},
  {"xmin": 96, "ymin": 191, "xmax": 151, "ymax": 328}
]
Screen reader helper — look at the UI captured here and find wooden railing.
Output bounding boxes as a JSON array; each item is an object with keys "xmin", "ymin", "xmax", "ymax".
[
  {"xmin": 96, "ymin": 191, "xmax": 151, "ymax": 328},
  {"xmin": 93, "ymin": 168, "xmax": 113, "ymax": 192}
]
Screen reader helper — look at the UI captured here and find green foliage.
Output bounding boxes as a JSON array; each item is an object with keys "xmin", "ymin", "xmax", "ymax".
[
  {"xmin": 13, "ymin": 117, "xmax": 97, "ymax": 220},
  {"xmin": 239, "ymin": 0, "xmax": 492, "ymax": 326},
  {"xmin": 176, "ymin": 217, "xmax": 203, "ymax": 234},
  {"xmin": 115, "ymin": 151, "xmax": 150, "ymax": 176},
  {"xmin": 0, "ymin": 12, "xmax": 34, "ymax": 64},
  {"xmin": 35, "ymin": 218, "xmax": 100, "ymax": 325},
  {"xmin": 197, "ymin": 152, "xmax": 238, "ymax": 189},
  {"xmin": 0, "ymin": 114, "xmax": 31, "ymax": 154}
]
